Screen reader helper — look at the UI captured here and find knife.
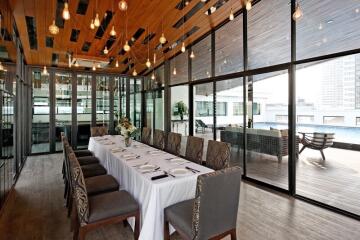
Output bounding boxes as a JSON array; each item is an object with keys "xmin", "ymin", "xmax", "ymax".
[{"xmin": 186, "ymin": 166, "xmax": 200, "ymax": 173}]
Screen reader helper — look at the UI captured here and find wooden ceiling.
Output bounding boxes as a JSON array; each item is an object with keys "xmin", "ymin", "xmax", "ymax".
[
  {"xmin": 0, "ymin": 0, "xmax": 17, "ymax": 63},
  {"xmin": 7, "ymin": 0, "xmax": 245, "ymax": 74}
]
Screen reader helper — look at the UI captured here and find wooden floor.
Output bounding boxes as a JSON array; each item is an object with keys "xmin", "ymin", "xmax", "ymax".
[{"xmin": 1, "ymin": 154, "xmax": 360, "ymax": 240}]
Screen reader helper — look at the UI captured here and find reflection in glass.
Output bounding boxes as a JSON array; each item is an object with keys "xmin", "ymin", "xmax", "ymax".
[
  {"xmin": 96, "ymin": 76, "xmax": 110, "ymax": 126},
  {"xmin": 170, "ymin": 52, "xmax": 188, "ymax": 85},
  {"xmin": 192, "ymin": 35, "xmax": 211, "ymax": 81},
  {"xmin": 77, "ymin": 74, "xmax": 92, "ymax": 148},
  {"xmin": 55, "ymin": 72, "xmax": 72, "ymax": 151},
  {"xmin": 32, "ymin": 71, "xmax": 50, "ymax": 153}
]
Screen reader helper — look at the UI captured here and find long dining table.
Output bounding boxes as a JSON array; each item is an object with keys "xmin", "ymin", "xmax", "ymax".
[{"xmin": 88, "ymin": 135, "xmax": 213, "ymax": 240}]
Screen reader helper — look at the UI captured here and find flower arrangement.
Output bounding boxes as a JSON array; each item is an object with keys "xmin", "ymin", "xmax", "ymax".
[{"xmin": 117, "ymin": 117, "xmax": 139, "ymax": 139}]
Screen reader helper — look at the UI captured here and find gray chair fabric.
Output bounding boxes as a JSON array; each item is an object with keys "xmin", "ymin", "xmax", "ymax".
[
  {"xmin": 77, "ymin": 156, "xmax": 100, "ymax": 166},
  {"xmin": 74, "ymin": 149, "xmax": 93, "ymax": 157},
  {"xmin": 89, "ymin": 191, "xmax": 139, "ymax": 223},
  {"xmin": 165, "ymin": 199, "xmax": 194, "ymax": 239},
  {"xmin": 81, "ymin": 164, "xmax": 107, "ymax": 178},
  {"xmin": 164, "ymin": 167, "xmax": 241, "ymax": 240},
  {"xmin": 206, "ymin": 140, "xmax": 231, "ymax": 170},
  {"xmin": 166, "ymin": 132, "xmax": 182, "ymax": 156},
  {"xmin": 185, "ymin": 136, "xmax": 204, "ymax": 164},
  {"xmin": 141, "ymin": 127, "xmax": 152, "ymax": 145},
  {"xmin": 85, "ymin": 175, "xmax": 119, "ymax": 196},
  {"xmin": 153, "ymin": 129, "xmax": 165, "ymax": 150}
]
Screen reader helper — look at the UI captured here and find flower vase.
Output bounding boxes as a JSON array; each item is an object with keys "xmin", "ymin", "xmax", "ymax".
[{"xmin": 124, "ymin": 137, "xmax": 132, "ymax": 147}]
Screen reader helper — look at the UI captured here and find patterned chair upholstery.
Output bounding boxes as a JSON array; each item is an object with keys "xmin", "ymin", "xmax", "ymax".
[
  {"xmin": 164, "ymin": 167, "xmax": 241, "ymax": 240},
  {"xmin": 166, "ymin": 132, "xmax": 182, "ymax": 156},
  {"xmin": 185, "ymin": 136, "xmax": 204, "ymax": 164},
  {"xmin": 153, "ymin": 129, "xmax": 165, "ymax": 150},
  {"xmin": 141, "ymin": 127, "xmax": 152, "ymax": 145},
  {"xmin": 71, "ymin": 154, "xmax": 140, "ymax": 240},
  {"xmin": 90, "ymin": 126, "xmax": 108, "ymax": 137},
  {"xmin": 206, "ymin": 140, "xmax": 231, "ymax": 170}
]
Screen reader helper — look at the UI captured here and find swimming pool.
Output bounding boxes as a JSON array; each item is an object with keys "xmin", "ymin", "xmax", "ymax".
[{"xmin": 254, "ymin": 122, "xmax": 360, "ymax": 144}]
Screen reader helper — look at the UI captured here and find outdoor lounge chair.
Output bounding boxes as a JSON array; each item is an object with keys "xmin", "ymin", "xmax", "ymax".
[
  {"xmin": 195, "ymin": 119, "xmax": 208, "ymax": 133},
  {"xmin": 299, "ymin": 132, "xmax": 335, "ymax": 160}
]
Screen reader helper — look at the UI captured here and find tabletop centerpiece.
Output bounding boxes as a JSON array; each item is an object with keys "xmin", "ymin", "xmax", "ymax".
[{"xmin": 117, "ymin": 117, "xmax": 139, "ymax": 147}]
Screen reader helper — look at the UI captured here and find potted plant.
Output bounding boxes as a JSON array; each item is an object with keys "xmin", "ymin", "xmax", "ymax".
[
  {"xmin": 173, "ymin": 101, "xmax": 188, "ymax": 121},
  {"xmin": 116, "ymin": 117, "xmax": 139, "ymax": 147}
]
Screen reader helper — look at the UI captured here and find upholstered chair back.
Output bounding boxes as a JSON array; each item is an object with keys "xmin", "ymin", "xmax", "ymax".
[
  {"xmin": 192, "ymin": 167, "xmax": 241, "ymax": 240},
  {"xmin": 206, "ymin": 140, "xmax": 231, "ymax": 170},
  {"xmin": 69, "ymin": 152, "xmax": 90, "ymax": 226},
  {"xmin": 153, "ymin": 129, "xmax": 165, "ymax": 150},
  {"xmin": 166, "ymin": 132, "xmax": 182, "ymax": 156},
  {"xmin": 141, "ymin": 127, "xmax": 152, "ymax": 145},
  {"xmin": 185, "ymin": 136, "xmax": 204, "ymax": 164},
  {"xmin": 90, "ymin": 126, "xmax": 109, "ymax": 137}
]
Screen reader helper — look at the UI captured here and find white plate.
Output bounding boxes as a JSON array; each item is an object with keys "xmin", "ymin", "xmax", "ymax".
[
  {"xmin": 170, "ymin": 158, "xmax": 187, "ymax": 164},
  {"xmin": 169, "ymin": 168, "xmax": 192, "ymax": 176},
  {"xmin": 139, "ymin": 164, "xmax": 157, "ymax": 171}
]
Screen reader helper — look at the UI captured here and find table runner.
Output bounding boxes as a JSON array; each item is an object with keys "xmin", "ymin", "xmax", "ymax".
[{"xmin": 88, "ymin": 135, "xmax": 213, "ymax": 240}]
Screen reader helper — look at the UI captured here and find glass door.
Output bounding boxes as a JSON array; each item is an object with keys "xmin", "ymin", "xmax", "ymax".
[
  {"xmin": 31, "ymin": 71, "xmax": 50, "ymax": 153},
  {"xmin": 55, "ymin": 72, "xmax": 72, "ymax": 151}
]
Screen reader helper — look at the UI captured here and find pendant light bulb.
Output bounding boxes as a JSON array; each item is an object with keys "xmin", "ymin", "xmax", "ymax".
[
  {"xmin": 119, "ymin": 0, "xmax": 128, "ymax": 11},
  {"xmin": 153, "ymin": 53, "xmax": 157, "ymax": 64},
  {"xmin": 110, "ymin": 26, "xmax": 117, "ymax": 36},
  {"xmin": 74, "ymin": 60, "xmax": 79, "ymax": 67},
  {"xmin": 49, "ymin": 20, "xmax": 59, "ymax": 35},
  {"xmin": 146, "ymin": 58, "xmax": 151, "ymax": 68},
  {"xmin": 159, "ymin": 33, "xmax": 167, "ymax": 44},
  {"xmin": 181, "ymin": 42, "xmax": 186, "ymax": 53},
  {"xmin": 123, "ymin": 41, "xmax": 131, "ymax": 52},
  {"xmin": 173, "ymin": 67, "xmax": 177, "ymax": 75},
  {"xmin": 42, "ymin": 66, "xmax": 49, "ymax": 76},
  {"xmin": 0, "ymin": 62, "xmax": 4, "ymax": 71},
  {"xmin": 92, "ymin": 63, "xmax": 96, "ymax": 71},
  {"xmin": 151, "ymin": 73, "xmax": 155, "ymax": 80},
  {"xmin": 62, "ymin": 2, "xmax": 70, "ymax": 20},
  {"xmin": 115, "ymin": 60, "xmax": 119, "ymax": 68},
  {"xmin": 292, "ymin": 3, "xmax": 303, "ymax": 21},
  {"xmin": 90, "ymin": 19, "xmax": 95, "ymax": 29},
  {"xmin": 132, "ymin": 68, "xmax": 138, "ymax": 76},
  {"xmin": 246, "ymin": 0, "xmax": 252, "ymax": 11},
  {"xmin": 94, "ymin": 14, "xmax": 100, "ymax": 27},
  {"xmin": 190, "ymin": 50, "xmax": 195, "ymax": 59},
  {"xmin": 229, "ymin": 8, "xmax": 234, "ymax": 21},
  {"xmin": 103, "ymin": 46, "xmax": 109, "ymax": 55}
]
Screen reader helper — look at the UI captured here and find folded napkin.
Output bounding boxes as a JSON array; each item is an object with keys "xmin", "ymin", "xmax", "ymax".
[
  {"xmin": 103, "ymin": 141, "xmax": 115, "ymax": 145},
  {"xmin": 111, "ymin": 147, "xmax": 124, "ymax": 153}
]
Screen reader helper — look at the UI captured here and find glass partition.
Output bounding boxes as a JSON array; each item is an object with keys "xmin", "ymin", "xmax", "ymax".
[
  {"xmin": 55, "ymin": 72, "xmax": 72, "ymax": 151},
  {"xmin": 192, "ymin": 35, "xmax": 211, "ymax": 81},
  {"xmin": 32, "ymin": 71, "xmax": 50, "ymax": 153},
  {"xmin": 76, "ymin": 74, "xmax": 92, "ymax": 148},
  {"xmin": 170, "ymin": 52, "xmax": 189, "ymax": 85},
  {"xmin": 96, "ymin": 76, "xmax": 110, "ymax": 126}
]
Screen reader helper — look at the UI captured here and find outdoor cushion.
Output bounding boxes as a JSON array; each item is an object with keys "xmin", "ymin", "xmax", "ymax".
[
  {"xmin": 89, "ymin": 191, "xmax": 139, "ymax": 223},
  {"xmin": 165, "ymin": 199, "xmax": 193, "ymax": 239},
  {"xmin": 85, "ymin": 175, "xmax": 119, "ymax": 196},
  {"xmin": 77, "ymin": 156, "xmax": 100, "ymax": 166},
  {"xmin": 74, "ymin": 149, "xmax": 93, "ymax": 157},
  {"xmin": 81, "ymin": 164, "xmax": 107, "ymax": 178}
]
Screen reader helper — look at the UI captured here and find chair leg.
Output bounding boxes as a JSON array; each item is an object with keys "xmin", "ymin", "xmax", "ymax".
[
  {"xmin": 320, "ymin": 150, "xmax": 326, "ymax": 160},
  {"xmin": 230, "ymin": 228, "xmax": 237, "ymax": 240},
  {"xmin": 299, "ymin": 145, "xmax": 306, "ymax": 154},
  {"xmin": 67, "ymin": 195, "xmax": 73, "ymax": 218},
  {"xmin": 164, "ymin": 219, "xmax": 170, "ymax": 240},
  {"xmin": 78, "ymin": 228, "xmax": 87, "ymax": 240},
  {"xmin": 73, "ymin": 215, "xmax": 80, "ymax": 240},
  {"xmin": 134, "ymin": 212, "xmax": 140, "ymax": 240},
  {"xmin": 64, "ymin": 179, "xmax": 68, "ymax": 200},
  {"xmin": 70, "ymin": 202, "xmax": 77, "ymax": 232}
]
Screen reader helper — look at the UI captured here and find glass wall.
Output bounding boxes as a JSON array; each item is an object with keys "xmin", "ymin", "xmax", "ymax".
[
  {"xmin": 96, "ymin": 76, "xmax": 110, "ymax": 126},
  {"xmin": 55, "ymin": 72, "xmax": 72, "ymax": 151},
  {"xmin": 170, "ymin": 52, "xmax": 188, "ymax": 85},
  {"xmin": 76, "ymin": 74, "xmax": 92, "ymax": 149},
  {"xmin": 192, "ymin": 35, "xmax": 212, "ymax": 81},
  {"xmin": 194, "ymin": 83, "xmax": 213, "ymax": 159},
  {"xmin": 32, "ymin": 71, "xmax": 50, "ymax": 153}
]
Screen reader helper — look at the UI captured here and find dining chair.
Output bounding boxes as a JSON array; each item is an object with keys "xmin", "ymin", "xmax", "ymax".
[
  {"xmin": 141, "ymin": 127, "xmax": 152, "ymax": 145},
  {"xmin": 185, "ymin": 136, "xmax": 204, "ymax": 164},
  {"xmin": 90, "ymin": 126, "xmax": 109, "ymax": 137},
  {"xmin": 153, "ymin": 129, "xmax": 165, "ymax": 150},
  {"xmin": 206, "ymin": 140, "xmax": 231, "ymax": 170},
  {"xmin": 71, "ymin": 156, "xmax": 140, "ymax": 240},
  {"xmin": 166, "ymin": 132, "xmax": 182, "ymax": 156},
  {"xmin": 164, "ymin": 166, "xmax": 241, "ymax": 240}
]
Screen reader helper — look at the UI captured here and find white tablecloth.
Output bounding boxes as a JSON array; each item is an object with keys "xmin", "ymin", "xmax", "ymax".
[{"xmin": 88, "ymin": 135, "xmax": 213, "ymax": 240}]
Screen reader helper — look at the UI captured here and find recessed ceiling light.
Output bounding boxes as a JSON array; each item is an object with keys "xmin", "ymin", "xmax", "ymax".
[{"xmin": 327, "ymin": 20, "xmax": 334, "ymax": 24}]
